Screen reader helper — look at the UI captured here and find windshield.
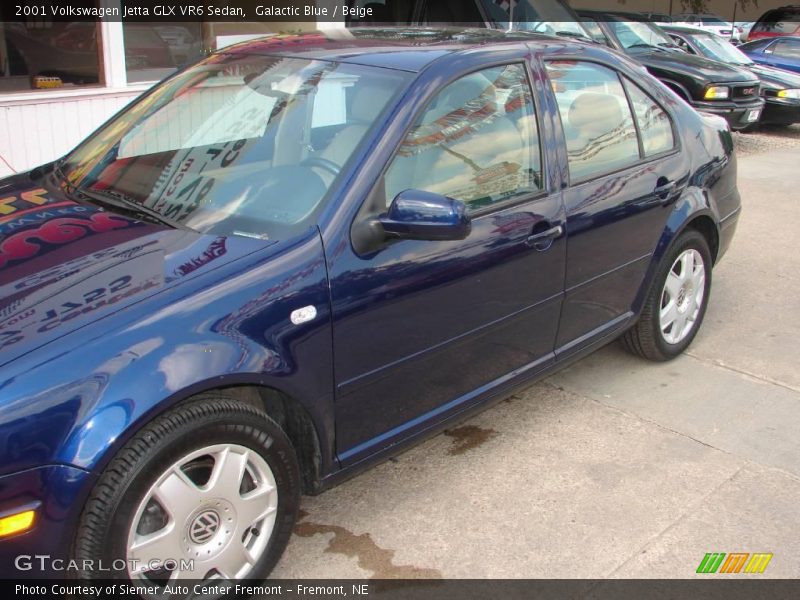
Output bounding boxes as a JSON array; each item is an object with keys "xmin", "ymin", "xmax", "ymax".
[
  {"xmin": 480, "ymin": 0, "xmax": 592, "ymax": 40},
  {"xmin": 692, "ymin": 33, "xmax": 753, "ymax": 65},
  {"xmin": 609, "ymin": 19, "xmax": 675, "ymax": 50},
  {"xmin": 59, "ymin": 54, "xmax": 409, "ymax": 240}
]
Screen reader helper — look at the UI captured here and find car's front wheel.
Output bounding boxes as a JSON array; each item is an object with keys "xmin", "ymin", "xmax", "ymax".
[
  {"xmin": 73, "ymin": 394, "xmax": 300, "ymax": 585},
  {"xmin": 622, "ymin": 229, "xmax": 712, "ymax": 361}
]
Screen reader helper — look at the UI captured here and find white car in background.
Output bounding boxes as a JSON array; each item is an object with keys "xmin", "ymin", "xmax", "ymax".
[
  {"xmin": 674, "ymin": 13, "xmax": 743, "ymax": 43},
  {"xmin": 733, "ymin": 22, "xmax": 756, "ymax": 42}
]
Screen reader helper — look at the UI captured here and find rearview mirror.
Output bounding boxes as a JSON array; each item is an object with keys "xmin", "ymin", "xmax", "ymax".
[{"xmin": 379, "ymin": 189, "xmax": 471, "ymax": 242}]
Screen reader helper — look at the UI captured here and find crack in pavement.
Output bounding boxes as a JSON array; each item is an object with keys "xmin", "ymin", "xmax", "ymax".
[
  {"xmin": 601, "ymin": 462, "xmax": 748, "ymax": 578},
  {"xmin": 685, "ymin": 351, "xmax": 800, "ymax": 395}
]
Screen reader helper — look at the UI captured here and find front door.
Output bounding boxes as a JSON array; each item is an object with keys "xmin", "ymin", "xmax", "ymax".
[{"xmin": 327, "ymin": 62, "xmax": 566, "ymax": 463}]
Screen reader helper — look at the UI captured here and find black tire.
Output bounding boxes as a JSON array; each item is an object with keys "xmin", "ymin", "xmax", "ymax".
[
  {"xmin": 73, "ymin": 393, "xmax": 300, "ymax": 586},
  {"xmin": 621, "ymin": 229, "xmax": 713, "ymax": 361}
]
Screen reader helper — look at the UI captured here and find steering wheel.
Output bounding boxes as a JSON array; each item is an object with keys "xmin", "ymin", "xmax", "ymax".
[{"xmin": 301, "ymin": 156, "xmax": 341, "ymax": 177}]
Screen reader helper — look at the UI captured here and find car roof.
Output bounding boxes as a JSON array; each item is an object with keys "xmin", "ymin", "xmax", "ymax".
[{"xmin": 216, "ymin": 27, "xmax": 558, "ymax": 72}]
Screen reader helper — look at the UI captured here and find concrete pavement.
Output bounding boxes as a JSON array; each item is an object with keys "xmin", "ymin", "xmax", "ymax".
[{"xmin": 272, "ymin": 141, "xmax": 800, "ymax": 579}]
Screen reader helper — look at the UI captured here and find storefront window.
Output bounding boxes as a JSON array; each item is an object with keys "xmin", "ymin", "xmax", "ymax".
[
  {"xmin": 0, "ymin": 17, "xmax": 102, "ymax": 92},
  {"xmin": 123, "ymin": 22, "xmax": 204, "ymax": 83}
]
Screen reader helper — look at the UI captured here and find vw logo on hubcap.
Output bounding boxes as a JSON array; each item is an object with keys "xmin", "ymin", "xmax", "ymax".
[
  {"xmin": 189, "ymin": 509, "xmax": 221, "ymax": 544},
  {"xmin": 677, "ymin": 288, "xmax": 686, "ymax": 307}
]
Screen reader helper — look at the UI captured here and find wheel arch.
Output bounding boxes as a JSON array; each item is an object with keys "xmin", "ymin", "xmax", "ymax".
[
  {"xmin": 207, "ymin": 384, "xmax": 325, "ymax": 495},
  {"xmin": 59, "ymin": 373, "xmax": 333, "ymax": 497},
  {"xmin": 632, "ymin": 192, "xmax": 720, "ymax": 317},
  {"xmin": 683, "ymin": 214, "xmax": 720, "ymax": 264},
  {"xmin": 659, "ymin": 78, "xmax": 693, "ymax": 103}
]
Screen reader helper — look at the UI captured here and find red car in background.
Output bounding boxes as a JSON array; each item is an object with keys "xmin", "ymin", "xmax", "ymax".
[{"xmin": 749, "ymin": 5, "xmax": 800, "ymax": 41}]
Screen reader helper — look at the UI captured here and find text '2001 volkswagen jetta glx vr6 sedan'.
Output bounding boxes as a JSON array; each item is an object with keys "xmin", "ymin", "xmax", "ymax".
[{"xmin": 0, "ymin": 29, "xmax": 739, "ymax": 588}]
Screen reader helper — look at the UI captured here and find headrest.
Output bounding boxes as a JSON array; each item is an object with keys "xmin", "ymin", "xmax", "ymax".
[
  {"xmin": 568, "ymin": 92, "xmax": 623, "ymax": 131},
  {"xmin": 351, "ymin": 82, "xmax": 397, "ymax": 122},
  {"xmin": 422, "ymin": 72, "xmax": 495, "ymax": 124}
]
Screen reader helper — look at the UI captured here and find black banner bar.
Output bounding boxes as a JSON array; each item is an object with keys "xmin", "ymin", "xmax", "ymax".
[
  {"xmin": 4, "ymin": 579, "xmax": 800, "ymax": 600},
  {"xmin": 2, "ymin": 0, "xmax": 796, "ymax": 24}
]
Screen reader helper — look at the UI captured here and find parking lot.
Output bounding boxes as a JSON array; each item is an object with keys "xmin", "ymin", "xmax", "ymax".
[{"xmin": 273, "ymin": 125, "xmax": 800, "ymax": 580}]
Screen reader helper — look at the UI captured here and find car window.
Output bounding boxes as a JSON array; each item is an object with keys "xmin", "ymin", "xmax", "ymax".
[
  {"xmin": 383, "ymin": 64, "xmax": 542, "ymax": 213},
  {"xmin": 670, "ymin": 35, "xmax": 694, "ymax": 53},
  {"xmin": 774, "ymin": 40, "xmax": 800, "ymax": 58},
  {"xmin": 607, "ymin": 19, "xmax": 674, "ymax": 50},
  {"xmin": 61, "ymin": 56, "xmax": 410, "ymax": 239},
  {"xmin": 581, "ymin": 18, "xmax": 611, "ymax": 46},
  {"xmin": 545, "ymin": 61, "xmax": 640, "ymax": 182},
  {"xmin": 622, "ymin": 78, "xmax": 675, "ymax": 157},
  {"xmin": 688, "ymin": 33, "xmax": 754, "ymax": 65},
  {"xmin": 740, "ymin": 39, "xmax": 773, "ymax": 52}
]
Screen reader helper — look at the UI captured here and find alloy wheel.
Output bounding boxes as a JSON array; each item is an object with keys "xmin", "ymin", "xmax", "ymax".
[
  {"xmin": 659, "ymin": 248, "xmax": 706, "ymax": 345},
  {"xmin": 126, "ymin": 443, "xmax": 278, "ymax": 583}
]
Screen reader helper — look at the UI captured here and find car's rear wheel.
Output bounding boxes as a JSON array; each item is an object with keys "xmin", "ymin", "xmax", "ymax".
[
  {"xmin": 621, "ymin": 229, "xmax": 712, "ymax": 361},
  {"xmin": 73, "ymin": 394, "xmax": 300, "ymax": 586}
]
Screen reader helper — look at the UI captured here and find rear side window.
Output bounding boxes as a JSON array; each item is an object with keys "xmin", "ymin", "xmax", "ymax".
[
  {"xmin": 622, "ymin": 78, "xmax": 675, "ymax": 157},
  {"xmin": 773, "ymin": 39, "xmax": 800, "ymax": 58},
  {"xmin": 384, "ymin": 63, "xmax": 542, "ymax": 213},
  {"xmin": 545, "ymin": 61, "xmax": 640, "ymax": 182}
]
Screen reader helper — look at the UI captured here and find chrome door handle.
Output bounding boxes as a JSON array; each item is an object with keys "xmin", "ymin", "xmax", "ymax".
[
  {"xmin": 654, "ymin": 180, "xmax": 677, "ymax": 199},
  {"xmin": 526, "ymin": 225, "xmax": 563, "ymax": 250}
]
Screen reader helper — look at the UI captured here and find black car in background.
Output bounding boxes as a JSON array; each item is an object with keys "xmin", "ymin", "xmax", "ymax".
[
  {"xmin": 666, "ymin": 26, "xmax": 800, "ymax": 127},
  {"xmin": 579, "ymin": 11, "xmax": 765, "ymax": 130}
]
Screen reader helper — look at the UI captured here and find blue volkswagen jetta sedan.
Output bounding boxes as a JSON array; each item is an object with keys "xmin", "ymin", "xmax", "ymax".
[{"xmin": 0, "ymin": 29, "xmax": 740, "ymax": 586}]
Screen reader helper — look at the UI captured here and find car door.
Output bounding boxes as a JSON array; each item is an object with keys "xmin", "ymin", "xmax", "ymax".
[
  {"xmin": 326, "ymin": 62, "xmax": 566, "ymax": 463},
  {"xmin": 541, "ymin": 59, "xmax": 690, "ymax": 356}
]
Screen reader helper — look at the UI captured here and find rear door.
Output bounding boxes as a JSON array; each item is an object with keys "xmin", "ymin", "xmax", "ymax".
[{"xmin": 542, "ymin": 59, "xmax": 690, "ymax": 356}]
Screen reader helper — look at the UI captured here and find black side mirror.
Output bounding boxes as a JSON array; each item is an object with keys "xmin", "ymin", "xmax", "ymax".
[{"xmin": 379, "ymin": 189, "xmax": 471, "ymax": 241}]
